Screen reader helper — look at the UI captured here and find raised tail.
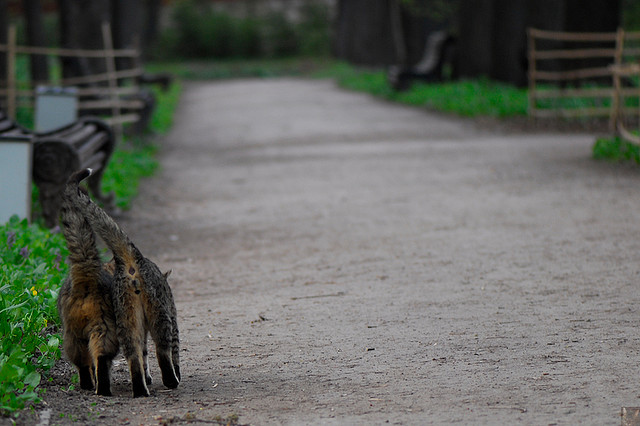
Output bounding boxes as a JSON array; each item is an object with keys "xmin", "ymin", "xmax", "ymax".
[
  {"xmin": 69, "ymin": 169, "xmax": 139, "ymax": 267},
  {"xmin": 68, "ymin": 168, "xmax": 93, "ymax": 186},
  {"xmin": 60, "ymin": 169, "xmax": 101, "ymax": 284}
]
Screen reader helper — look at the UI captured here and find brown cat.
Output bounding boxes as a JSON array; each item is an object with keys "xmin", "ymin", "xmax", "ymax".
[
  {"xmin": 71, "ymin": 168, "xmax": 181, "ymax": 397},
  {"xmin": 57, "ymin": 168, "xmax": 119, "ymax": 396}
]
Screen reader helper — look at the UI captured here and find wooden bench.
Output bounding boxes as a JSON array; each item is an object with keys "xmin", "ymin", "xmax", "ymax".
[{"xmin": 0, "ymin": 111, "xmax": 115, "ymax": 227}]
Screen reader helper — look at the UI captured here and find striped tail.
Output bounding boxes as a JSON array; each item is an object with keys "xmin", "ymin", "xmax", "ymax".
[
  {"xmin": 68, "ymin": 168, "xmax": 140, "ymax": 266},
  {"xmin": 60, "ymin": 169, "xmax": 101, "ymax": 286}
]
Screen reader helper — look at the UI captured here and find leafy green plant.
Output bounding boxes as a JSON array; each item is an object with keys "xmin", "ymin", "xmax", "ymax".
[
  {"xmin": 593, "ymin": 136, "xmax": 640, "ymax": 163},
  {"xmin": 102, "ymin": 142, "xmax": 159, "ymax": 210},
  {"xmin": 149, "ymin": 80, "xmax": 182, "ymax": 134},
  {"xmin": 0, "ymin": 216, "xmax": 66, "ymax": 414},
  {"xmin": 155, "ymin": 0, "xmax": 332, "ymax": 60}
]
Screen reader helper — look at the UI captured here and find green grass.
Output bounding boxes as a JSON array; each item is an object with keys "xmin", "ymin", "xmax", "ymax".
[
  {"xmin": 0, "ymin": 216, "xmax": 66, "ymax": 415},
  {"xmin": 101, "ymin": 142, "xmax": 159, "ymax": 210},
  {"xmin": 593, "ymin": 136, "xmax": 640, "ymax": 163},
  {"xmin": 314, "ymin": 62, "xmax": 529, "ymax": 118},
  {"xmin": 149, "ymin": 80, "xmax": 182, "ymax": 133},
  {"xmin": 146, "ymin": 57, "xmax": 334, "ymax": 80}
]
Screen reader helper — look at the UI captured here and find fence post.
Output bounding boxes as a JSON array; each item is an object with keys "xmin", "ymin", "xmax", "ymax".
[
  {"xmin": 610, "ymin": 27, "xmax": 625, "ymax": 133},
  {"xmin": 7, "ymin": 24, "xmax": 16, "ymax": 119},
  {"xmin": 101, "ymin": 21, "xmax": 122, "ymax": 140},
  {"xmin": 527, "ymin": 28, "xmax": 536, "ymax": 122}
]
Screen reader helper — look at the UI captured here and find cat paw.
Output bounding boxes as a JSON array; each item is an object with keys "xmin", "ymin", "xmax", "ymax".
[
  {"xmin": 161, "ymin": 373, "xmax": 179, "ymax": 389},
  {"xmin": 132, "ymin": 381, "xmax": 150, "ymax": 398},
  {"xmin": 96, "ymin": 387, "xmax": 112, "ymax": 397}
]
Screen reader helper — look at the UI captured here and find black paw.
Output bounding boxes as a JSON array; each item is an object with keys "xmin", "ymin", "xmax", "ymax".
[
  {"xmin": 132, "ymin": 387, "xmax": 150, "ymax": 398},
  {"xmin": 161, "ymin": 373, "xmax": 179, "ymax": 389}
]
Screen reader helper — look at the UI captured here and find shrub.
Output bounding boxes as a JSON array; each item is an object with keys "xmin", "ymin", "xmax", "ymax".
[
  {"xmin": 262, "ymin": 11, "xmax": 299, "ymax": 57},
  {"xmin": 156, "ymin": 0, "xmax": 332, "ymax": 60},
  {"xmin": 297, "ymin": 1, "xmax": 332, "ymax": 56}
]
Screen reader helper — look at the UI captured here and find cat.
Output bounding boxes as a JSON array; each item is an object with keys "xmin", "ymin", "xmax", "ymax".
[
  {"xmin": 57, "ymin": 168, "xmax": 119, "ymax": 396},
  {"xmin": 70, "ymin": 168, "xmax": 181, "ymax": 397}
]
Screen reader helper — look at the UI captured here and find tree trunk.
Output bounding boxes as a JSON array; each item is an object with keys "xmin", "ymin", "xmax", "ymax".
[
  {"xmin": 456, "ymin": 0, "xmax": 494, "ymax": 79},
  {"xmin": 456, "ymin": 0, "xmax": 621, "ymax": 86},
  {"xmin": 23, "ymin": 0, "xmax": 49, "ymax": 83},
  {"xmin": 334, "ymin": 0, "xmax": 397, "ymax": 65},
  {"xmin": 490, "ymin": 0, "xmax": 528, "ymax": 86},
  {"xmin": 0, "ymin": 0, "xmax": 7, "ymax": 82},
  {"xmin": 112, "ymin": 0, "xmax": 143, "ymax": 71},
  {"xmin": 142, "ymin": 0, "xmax": 162, "ymax": 57},
  {"xmin": 58, "ymin": 0, "xmax": 111, "ymax": 80}
]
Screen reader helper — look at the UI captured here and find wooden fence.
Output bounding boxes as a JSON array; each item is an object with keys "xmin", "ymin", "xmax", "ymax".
[
  {"xmin": 0, "ymin": 22, "xmax": 145, "ymax": 128},
  {"xmin": 528, "ymin": 27, "xmax": 640, "ymax": 128},
  {"xmin": 611, "ymin": 61, "xmax": 640, "ymax": 143}
]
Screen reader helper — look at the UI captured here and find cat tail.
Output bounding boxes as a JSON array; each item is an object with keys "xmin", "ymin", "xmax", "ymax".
[
  {"xmin": 70, "ymin": 168, "xmax": 141, "ymax": 266},
  {"xmin": 60, "ymin": 168, "xmax": 102, "ymax": 285}
]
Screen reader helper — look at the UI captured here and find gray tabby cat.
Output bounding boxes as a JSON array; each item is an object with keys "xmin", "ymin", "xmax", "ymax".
[{"xmin": 69, "ymin": 168, "xmax": 181, "ymax": 397}]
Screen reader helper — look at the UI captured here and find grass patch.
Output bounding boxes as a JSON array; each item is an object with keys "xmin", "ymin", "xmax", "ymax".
[
  {"xmin": 146, "ymin": 57, "xmax": 334, "ymax": 81},
  {"xmin": 100, "ymin": 80, "xmax": 182, "ymax": 210},
  {"xmin": 0, "ymin": 216, "xmax": 66, "ymax": 415},
  {"xmin": 315, "ymin": 62, "xmax": 529, "ymax": 118},
  {"xmin": 101, "ymin": 142, "xmax": 159, "ymax": 210},
  {"xmin": 149, "ymin": 80, "xmax": 182, "ymax": 134},
  {"xmin": 593, "ymin": 136, "xmax": 640, "ymax": 163}
]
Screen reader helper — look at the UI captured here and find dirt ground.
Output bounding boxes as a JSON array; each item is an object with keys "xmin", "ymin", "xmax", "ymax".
[{"xmin": 15, "ymin": 78, "xmax": 640, "ymax": 425}]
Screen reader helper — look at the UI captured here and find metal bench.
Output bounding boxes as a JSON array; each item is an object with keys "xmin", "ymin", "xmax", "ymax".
[
  {"xmin": 388, "ymin": 30, "xmax": 456, "ymax": 91},
  {"xmin": 0, "ymin": 111, "xmax": 115, "ymax": 227}
]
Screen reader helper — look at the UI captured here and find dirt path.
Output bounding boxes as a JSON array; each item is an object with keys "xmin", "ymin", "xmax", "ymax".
[{"xmin": 32, "ymin": 78, "xmax": 640, "ymax": 425}]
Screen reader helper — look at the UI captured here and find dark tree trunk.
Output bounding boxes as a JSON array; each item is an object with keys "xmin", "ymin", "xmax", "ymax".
[
  {"xmin": 564, "ymin": 0, "xmax": 621, "ymax": 74},
  {"xmin": 334, "ymin": 0, "xmax": 397, "ymax": 65},
  {"xmin": 565, "ymin": 0, "xmax": 620, "ymax": 32},
  {"xmin": 23, "ymin": 0, "xmax": 49, "ymax": 83},
  {"xmin": 399, "ymin": 7, "xmax": 429, "ymax": 66},
  {"xmin": 0, "ymin": 0, "xmax": 7, "ymax": 82},
  {"xmin": 528, "ymin": 0, "xmax": 566, "ymax": 31},
  {"xmin": 398, "ymin": 1, "xmax": 456, "ymax": 68},
  {"xmin": 455, "ymin": 0, "xmax": 621, "ymax": 86},
  {"xmin": 143, "ymin": 0, "xmax": 162, "ymax": 57},
  {"xmin": 456, "ymin": 0, "xmax": 494, "ymax": 79},
  {"xmin": 112, "ymin": 0, "xmax": 143, "ymax": 70},
  {"xmin": 490, "ymin": 0, "xmax": 528, "ymax": 86},
  {"xmin": 58, "ymin": 0, "xmax": 111, "ymax": 80}
]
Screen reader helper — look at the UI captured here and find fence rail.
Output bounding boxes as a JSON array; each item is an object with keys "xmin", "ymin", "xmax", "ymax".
[
  {"xmin": 527, "ymin": 27, "xmax": 640, "ymax": 123},
  {"xmin": 0, "ymin": 22, "xmax": 145, "ymax": 128}
]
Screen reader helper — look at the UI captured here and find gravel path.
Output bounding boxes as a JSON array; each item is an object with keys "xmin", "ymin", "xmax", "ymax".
[{"xmin": 32, "ymin": 78, "xmax": 640, "ymax": 425}]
